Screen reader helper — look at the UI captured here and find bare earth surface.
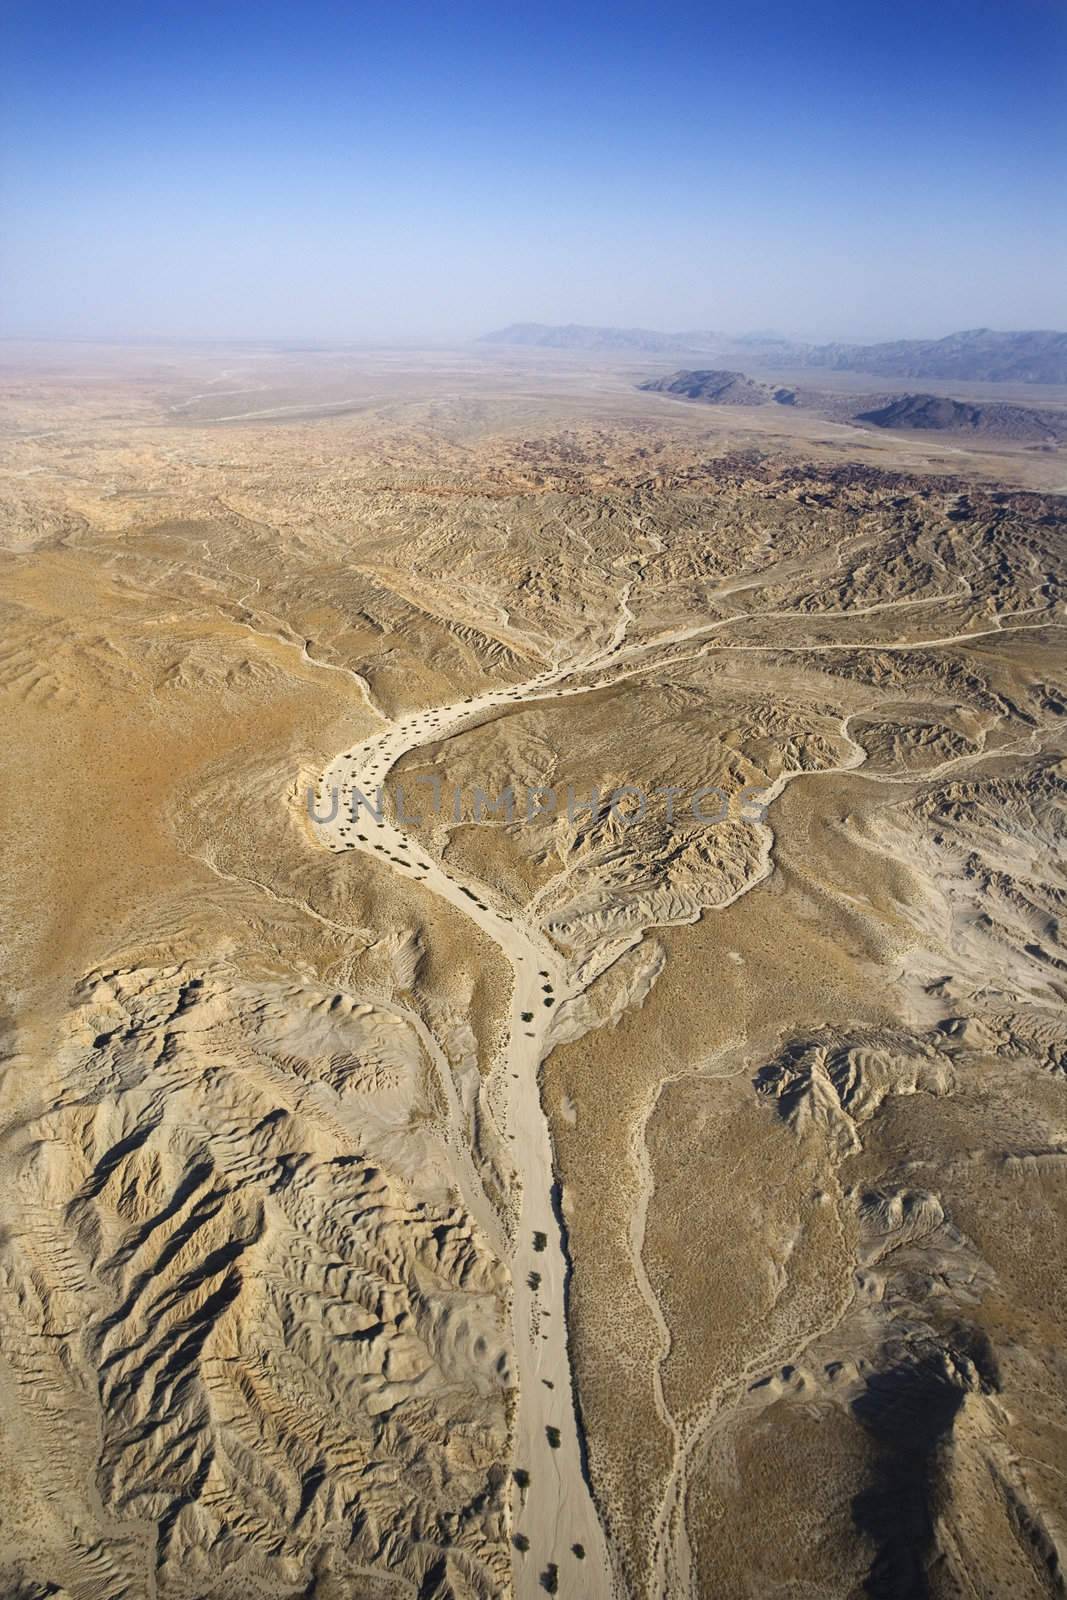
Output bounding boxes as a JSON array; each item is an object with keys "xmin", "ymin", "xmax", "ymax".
[{"xmin": 1, "ymin": 341, "xmax": 1066, "ymax": 1599}]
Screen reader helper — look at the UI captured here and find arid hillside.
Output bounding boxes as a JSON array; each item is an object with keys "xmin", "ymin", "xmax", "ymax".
[{"xmin": 0, "ymin": 342, "xmax": 1065, "ymax": 1600}]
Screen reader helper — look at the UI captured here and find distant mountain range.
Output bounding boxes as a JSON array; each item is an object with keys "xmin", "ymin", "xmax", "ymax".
[
  {"xmin": 482, "ymin": 324, "xmax": 1067, "ymax": 384},
  {"xmin": 805, "ymin": 330, "xmax": 1067, "ymax": 385},
  {"xmin": 481, "ymin": 322, "xmax": 718, "ymax": 354}
]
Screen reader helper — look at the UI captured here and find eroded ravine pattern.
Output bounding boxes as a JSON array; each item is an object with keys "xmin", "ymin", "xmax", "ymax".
[
  {"xmin": 310, "ymin": 615, "xmax": 635, "ymax": 1600},
  {"xmin": 309, "ymin": 571, "xmax": 1064, "ymax": 1598}
]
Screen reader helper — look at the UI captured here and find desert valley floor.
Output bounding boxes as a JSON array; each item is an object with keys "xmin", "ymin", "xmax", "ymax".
[{"xmin": 1, "ymin": 342, "xmax": 1066, "ymax": 1600}]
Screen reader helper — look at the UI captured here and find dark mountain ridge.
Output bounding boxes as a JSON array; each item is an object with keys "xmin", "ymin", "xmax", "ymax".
[
  {"xmin": 638, "ymin": 369, "xmax": 798, "ymax": 405},
  {"xmin": 639, "ymin": 370, "xmax": 1067, "ymax": 442},
  {"xmin": 855, "ymin": 393, "xmax": 1067, "ymax": 441}
]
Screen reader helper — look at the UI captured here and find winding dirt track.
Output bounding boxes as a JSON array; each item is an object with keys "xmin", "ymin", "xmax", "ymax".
[
  {"xmin": 310, "ymin": 614, "xmax": 633, "ymax": 1600},
  {"xmin": 308, "ymin": 572, "xmax": 1062, "ymax": 1598}
]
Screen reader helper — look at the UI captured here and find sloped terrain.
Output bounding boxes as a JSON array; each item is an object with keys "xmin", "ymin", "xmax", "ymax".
[
  {"xmin": 485, "ymin": 322, "xmax": 1067, "ymax": 384},
  {"xmin": 0, "ymin": 341, "xmax": 1065, "ymax": 1598},
  {"xmin": 637, "ymin": 370, "xmax": 795, "ymax": 407},
  {"xmin": 856, "ymin": 392, "xmax": 1067, "ymax": 442}
]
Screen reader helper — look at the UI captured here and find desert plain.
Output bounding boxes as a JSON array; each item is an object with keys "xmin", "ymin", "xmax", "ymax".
[{"xmin": 0, "ymin": 339, "xmax": 1065, "ymax": 1600}]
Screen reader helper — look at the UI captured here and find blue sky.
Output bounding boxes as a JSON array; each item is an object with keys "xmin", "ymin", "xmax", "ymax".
[{"xmin": 3, "ymin": 0, "xmax": 1065, "ymax": 341}]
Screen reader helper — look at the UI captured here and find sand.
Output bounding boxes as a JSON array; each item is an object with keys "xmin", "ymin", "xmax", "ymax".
[{"xmin": 1, "ymin": 339, "xmax": 1065, "ymax": 1598}]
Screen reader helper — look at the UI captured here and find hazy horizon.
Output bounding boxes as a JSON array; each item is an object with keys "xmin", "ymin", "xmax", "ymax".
[{"xmin": 3, "ymin": 0, "xmax": 1065, "ymax": 345}]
